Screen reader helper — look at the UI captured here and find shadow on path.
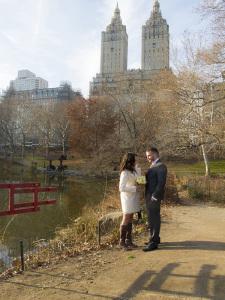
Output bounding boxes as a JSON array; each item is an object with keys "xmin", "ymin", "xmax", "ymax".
[
  {"xmin": 118, "ymin": 263, "xmax": 225, "ymax": 300},
  {"xmin": 159, "ymin": 241, "xmax": 225, "ymax": 251},
  {"xmin": 1, "ymin": 280, "xmax": 117, "ymax": 300}
]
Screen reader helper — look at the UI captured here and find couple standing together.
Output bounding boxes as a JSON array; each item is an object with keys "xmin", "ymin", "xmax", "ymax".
[{"xmin": 119, "ymin": 147, "xmax": 167, "ymax": 251}]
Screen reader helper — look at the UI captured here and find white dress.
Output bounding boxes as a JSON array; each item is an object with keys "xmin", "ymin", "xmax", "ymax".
[{"xmin": 119, "ymin": 168, "xmax": 141, "ymax": 214}]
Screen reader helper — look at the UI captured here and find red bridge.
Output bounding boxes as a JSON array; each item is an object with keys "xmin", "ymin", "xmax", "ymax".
[{"xmin": 0, "ymin": 183, "xmax": 57, "ymax": 217}]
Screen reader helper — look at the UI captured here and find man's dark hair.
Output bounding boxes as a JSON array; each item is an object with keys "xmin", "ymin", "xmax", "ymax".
[{"xmin": 147, "ymin": 147, "xmax": 159, "ymax": 156}]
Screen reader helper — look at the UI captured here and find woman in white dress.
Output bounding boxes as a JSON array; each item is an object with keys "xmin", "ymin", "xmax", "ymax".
[{"xmin": 119, "ymin": 153, "xmax": 141, "ymax": 249}]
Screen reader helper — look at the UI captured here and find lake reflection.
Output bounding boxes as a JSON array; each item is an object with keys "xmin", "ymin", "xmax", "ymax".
[{"xmin": 0, "ymin": 161, "xmax": 108, "ymax": 251}]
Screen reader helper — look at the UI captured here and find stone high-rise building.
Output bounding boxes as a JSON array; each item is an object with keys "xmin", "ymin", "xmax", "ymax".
[
  {"xmin": 101, "ymin": 4, "xmax": 128, "ymax": 74},
  {"xmin": 90, "ymin": 1, "xmax": 170, "ymax": 97},
  {"xmin": 142, "ymin": 0, "xmax": 169, "ymax": 70},
  {"xmin": 10, "ymin": 70, "xmax": 48, "ymax": 92}
]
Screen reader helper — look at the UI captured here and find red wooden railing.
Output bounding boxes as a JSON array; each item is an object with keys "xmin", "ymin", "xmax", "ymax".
[{"xmin": 0, "ymin": 183, "xmax": 57, "ymax": 217}]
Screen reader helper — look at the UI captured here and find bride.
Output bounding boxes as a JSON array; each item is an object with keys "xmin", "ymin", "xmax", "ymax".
[{"xmin": 119, "ymin": 152, "xmax": 141, "ymax": 249}]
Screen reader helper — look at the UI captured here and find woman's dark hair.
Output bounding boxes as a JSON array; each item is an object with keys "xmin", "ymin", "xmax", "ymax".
[{"xmin": 120, "ymin": 152, "xmax": 136, "ymax": 173}]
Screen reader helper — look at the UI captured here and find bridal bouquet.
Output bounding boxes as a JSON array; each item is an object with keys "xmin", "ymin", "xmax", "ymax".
[{"xmin": 136, "ymin": 176, "xmax": 146, "ymax": 185}]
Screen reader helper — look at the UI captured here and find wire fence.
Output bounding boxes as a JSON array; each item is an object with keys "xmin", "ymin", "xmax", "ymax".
[
  {"xmin": 0, "ymin": 223, "xmax": 102, "ymax": 276},
  {"xmin": 0, "ymin": 216, "xmax": 124, "ymax": 276},
  {"xmin": 0, "ymin": 237, "xmax": 52, "ymax": 275},
  {"xmin": 1, "ymin": 240, "xmax": 24, "ymax": 274}
]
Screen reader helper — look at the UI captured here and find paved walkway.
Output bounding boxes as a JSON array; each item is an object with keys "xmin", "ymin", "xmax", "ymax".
[{"xmin": 1, "ymin": 203, "xmax": 225, "ymax": 300}]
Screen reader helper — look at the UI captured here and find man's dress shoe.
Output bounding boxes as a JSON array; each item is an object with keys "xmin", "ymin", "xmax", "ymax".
[
  {"xmin": 144, "ymin": 237, "xmax": 161, "ymax": 245},
  {"xmin": 143, "ymin": 242, "xmax": 158, "ymax": 252}
]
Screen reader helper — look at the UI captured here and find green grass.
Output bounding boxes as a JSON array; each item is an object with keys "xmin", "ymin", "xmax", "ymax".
[
  {"xmin": 168, "ymin": 160, "xmax": 225, "ymax": 176},
  {"xmin": 25, "ymin": 155, "xmax": 46, "ymax": 168},
  {"xmin": 2, "ymin": 153, "xmax": 225, "ymax": 177},
  {"xmin": 18, "ymin": 154, "xmax": 87, "ymax": 170},
  {"xmin": 8, "ymin": 154, "xmax": 46, "ymax": 168}
]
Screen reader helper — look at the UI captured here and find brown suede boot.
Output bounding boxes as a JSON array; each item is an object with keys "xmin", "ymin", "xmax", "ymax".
[
  {"xmin": 126, "ymin": 223, "xmax": 138, "ymax": 249},
  {"xmin": 119, "ymin": 225, "xmax": 128, "ymax": 249}
]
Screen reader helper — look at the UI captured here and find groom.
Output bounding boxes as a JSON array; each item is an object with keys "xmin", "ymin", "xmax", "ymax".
[{"xmin": 143, "ymin": 147, "xmax": 167, "ymax": 252}]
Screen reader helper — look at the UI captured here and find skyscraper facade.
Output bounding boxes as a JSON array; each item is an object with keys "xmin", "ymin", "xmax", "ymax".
[
  {"xmin": 142, "ymin": 0, "xmax": 169, "ymax": 70},
  {"xmin": 101, "ymin": 4, "xmax": 128, "ymax": 74},
  {"xmin": 90, "ymin": 1, "xmax": 170, "ymax": 97},
  {"xmin": 10, "ymin": 70, "xmax": 48, "ymax": 92}
]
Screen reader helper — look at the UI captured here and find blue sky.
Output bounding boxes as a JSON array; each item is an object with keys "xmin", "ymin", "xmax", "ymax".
[{"xmin": 0, "ymin": 0, "xmax": 207, "ymax": 96}]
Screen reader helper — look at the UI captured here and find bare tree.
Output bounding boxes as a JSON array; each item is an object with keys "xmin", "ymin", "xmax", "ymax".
[
  {"xmin": 52, "ymin": 103, "xmax": 71, "ymax": 155},
  {"xmin": 171, "ymin": 32, "xmax": 225, "ymax": 175},
  {"xmin": 0, "ymin": 99, "xmax": 19, "ymax": 158},
  {"xmin": 69, "ymin": 97, "xmax": 118, "ymax": 160},
  {"xmin": 31, "ymin": 103, "xmax": 56, "ymax": 158}
]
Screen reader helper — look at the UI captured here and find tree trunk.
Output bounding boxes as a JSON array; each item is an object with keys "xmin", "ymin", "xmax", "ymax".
[
  {"xmin": 201, "ymin": 144, "xmax": 210, "ymax": 177},
  {"xmin": 21, "ymin": 134, "xmax": 25, "ymax": 163},
  {"xmin": 62, "ymin": 138, "xmax": 65, "ymax": 155},
  {"xmin": 45, "ymin": 143, "xmax": 49, "ymax": 158},
  {"xmin": 21, "ymin": 143, "xmax": 24, "ymax": 163}
]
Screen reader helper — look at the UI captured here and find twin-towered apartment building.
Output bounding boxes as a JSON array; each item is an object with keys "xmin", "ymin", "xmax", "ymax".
[
  {"xmin": 90, "ymin": 0, "xmax": 170, "ymax": 97},
  {"xmin": 7, "ymin": 1, "xmax": 170, "ymax": 101}
]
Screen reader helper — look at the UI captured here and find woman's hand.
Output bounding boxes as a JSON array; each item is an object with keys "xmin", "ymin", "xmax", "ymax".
[{"xmin": 136, "ymin": 184, "xmax": 143, "ymax": 193}]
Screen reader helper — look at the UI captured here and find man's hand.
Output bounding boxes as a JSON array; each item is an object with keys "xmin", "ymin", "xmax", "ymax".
[{"xmin": 151, "ymin": 196, "xmax": 158, "ymax": 202}]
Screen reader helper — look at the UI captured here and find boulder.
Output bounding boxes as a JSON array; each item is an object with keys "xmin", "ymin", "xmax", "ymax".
[{"xmin": 99, "ymin": 211, "xmax": 122, "ymax": 234}]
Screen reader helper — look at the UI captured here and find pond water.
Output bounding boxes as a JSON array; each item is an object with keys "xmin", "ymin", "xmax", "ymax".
[{"xmin": 0, "ymin": 161, "xmax": 111, "ymax": 262}]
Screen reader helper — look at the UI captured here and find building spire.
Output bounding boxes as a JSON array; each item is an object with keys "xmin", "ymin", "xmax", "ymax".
[
  {"xmin": 110, "ymin": 2, "xmax": 122, "ymax": 25},
  {"xmin": 114, "ymin": 2, "xmax": 120, "ymax": 16},
  {"xmin": 151, "ymin": 0, "xmax": 161, "ymax": 17},
  {"xmin": 153, "ymin": 0, "xmax": 160, "ymax": 13}
]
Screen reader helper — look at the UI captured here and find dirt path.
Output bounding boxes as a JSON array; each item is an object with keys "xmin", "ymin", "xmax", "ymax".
[{"xmin": 1, "ymin": 203, "xmax": 225, "ymax": 300}]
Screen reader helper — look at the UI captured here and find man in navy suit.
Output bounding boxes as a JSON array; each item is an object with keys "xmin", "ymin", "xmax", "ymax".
[{"xmin": 143, "ymin": 147, "xmax": 167, "ymax": 252}]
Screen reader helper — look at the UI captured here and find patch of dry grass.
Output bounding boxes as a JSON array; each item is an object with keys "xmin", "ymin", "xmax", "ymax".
[
  {"xmin": 186, "ymin": 176, "xmax": 225, "ymax": 204},
  {"xmin": 0, "ymin": 174, "xmax": 180, "ymax": 279}
]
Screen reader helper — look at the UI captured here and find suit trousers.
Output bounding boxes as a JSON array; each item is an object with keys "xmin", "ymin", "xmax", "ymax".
[{"xmin": 146, "ymin": 195, "xmax": 161, "ymax": 243}]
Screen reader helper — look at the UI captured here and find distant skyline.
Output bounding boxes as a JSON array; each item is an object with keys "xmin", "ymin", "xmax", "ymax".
[{"xmin": 0, "ymin": 0, "xmax": 208, "ymax": 97}]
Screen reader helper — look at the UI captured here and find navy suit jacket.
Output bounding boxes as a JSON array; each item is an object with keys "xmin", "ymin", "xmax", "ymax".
[{"xmin": 145, "ymin": 160, "xmax": 167, "ymax": 201}]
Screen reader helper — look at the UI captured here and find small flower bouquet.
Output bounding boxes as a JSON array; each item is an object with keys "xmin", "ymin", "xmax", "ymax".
[{"xmin": 136, "ymin": 176, "xmax": 146, "ymax": 185}]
